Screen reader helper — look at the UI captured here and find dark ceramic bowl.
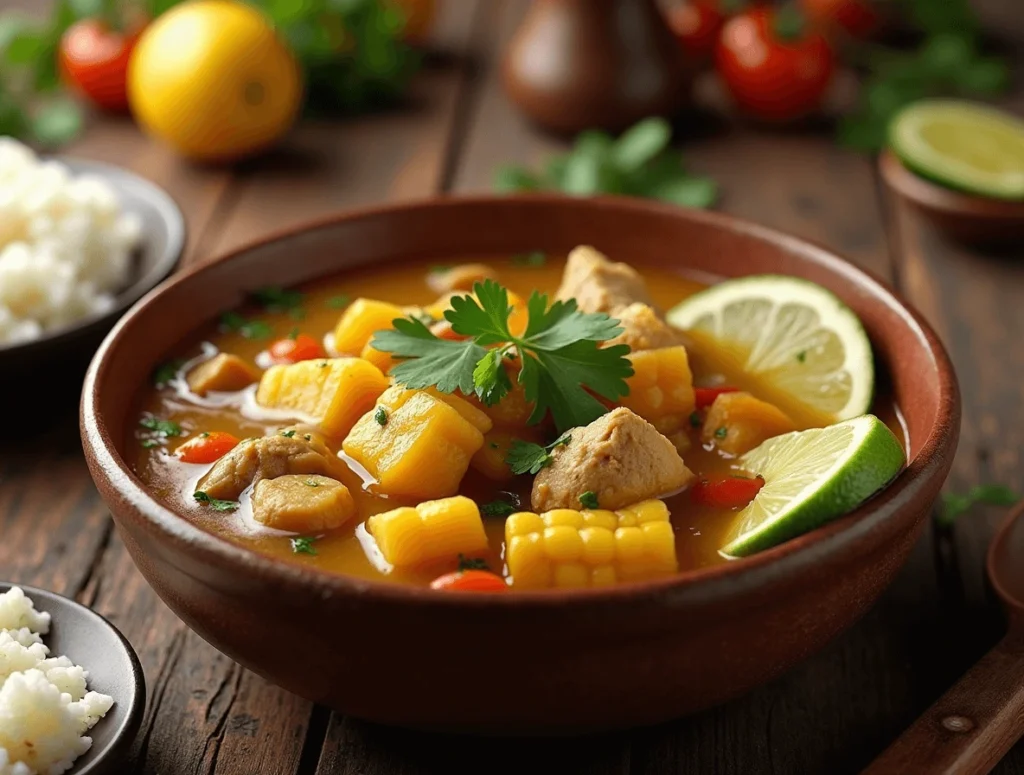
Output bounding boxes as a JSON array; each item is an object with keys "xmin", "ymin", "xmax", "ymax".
[
  {"xmin": 80, "ymin": 196, "xmax": 960, "ymax": 734},
  {"xmin": 879, "ymin": 150, "xmax": 1024, "ymax": 248},
  {"xmin": 0, "ymin": 582, "xmax": 146, "ymax": 773},
  {"xmin": 0, "ymin": 158, "xmax": 184, "ymax": 402}
]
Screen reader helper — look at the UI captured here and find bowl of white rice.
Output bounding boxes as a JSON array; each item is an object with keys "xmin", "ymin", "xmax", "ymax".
[
  {"xmin": 0, "ymin": 138, "xmax": 184, "ymax": 380},
  {"xmin": 0, "ymin": 583, "xmax": 145, "ymax": 775}
]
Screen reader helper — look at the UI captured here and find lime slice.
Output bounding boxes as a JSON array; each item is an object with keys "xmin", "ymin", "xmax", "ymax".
[
  {"xmin": 722, "ymin": 415, "xmax": 905, "ymax": 557},
  {"xmin": 889, "ymin": 100, "xmax": 1024, "ymax": 201},
  {"xmin": 666, "ymin": 275, "xmax": 873, "ymax": 422}
]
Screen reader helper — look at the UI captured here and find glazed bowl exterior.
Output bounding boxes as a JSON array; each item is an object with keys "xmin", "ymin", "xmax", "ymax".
[{"xmin": 81, "ymin": 196, "xmax": 959, "ymax": 734}]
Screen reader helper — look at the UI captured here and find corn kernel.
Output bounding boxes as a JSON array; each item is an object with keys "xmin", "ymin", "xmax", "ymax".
[
  {"xmin": 366, "ymin": 495, "xmax": 487, "ymax": 567},
  {"xmin": 504, "ymin": 499, "xmax": 677, "ymax": 588}
]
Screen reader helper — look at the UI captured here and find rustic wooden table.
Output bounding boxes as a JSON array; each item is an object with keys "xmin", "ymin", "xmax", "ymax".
[{"xmin": 3, "ymin": 0, "xmax": 1024, "ymax": 772}]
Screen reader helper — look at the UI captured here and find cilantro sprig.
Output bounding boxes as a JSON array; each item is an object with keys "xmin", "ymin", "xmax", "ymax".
[
  {"xmin": 506, "ymin": 432, "xmax": 572, "ymax": 476},
  {"xmin": 371, "ymin": 281, "xmax": 633, "ymax": 433},
  {"xmin": 938, "ymin": 484, "xmax": 1020, "ymax": 526},
  {"xmin": 193, "ymin": 491, "xmax": 239, "ymax": 513}
]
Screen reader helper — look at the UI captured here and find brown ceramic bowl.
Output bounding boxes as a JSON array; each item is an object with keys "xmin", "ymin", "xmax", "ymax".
[
  {"xmin": 879, "ymin": 150, "xmax": 1024, "ymax": 247},
  {"xmin": 81, "ymin": 196, "xmax": 960, "ymax": 735}
]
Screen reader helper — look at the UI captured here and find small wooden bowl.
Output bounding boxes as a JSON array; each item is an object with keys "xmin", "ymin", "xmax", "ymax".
[
  {"xmin": 81, "ymin": 196, "xmax": 960, "ymax": 734},
  {"xmin": 879, "ymin": 150, "xmax": 1024, "ymax": 247}
]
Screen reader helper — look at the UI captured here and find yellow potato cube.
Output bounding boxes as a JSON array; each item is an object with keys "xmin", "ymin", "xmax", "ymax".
[
  {"xmin": 251, "ymin": 475, "xmax": 355, "ymax": 533},
  {"xmin": 343, "ymin": 386, "xmax": 488, "ymax": 500},
  {"xmin": 620, "ymin": 346, "xmax": 695, "ymax": 434},
  {"xmin": 187, "ymin": 353, "xmax": 260, "ymax": 396},
  {"xmin": 366, "ymin": 495, "xmax": 488, "ymax": 567},
  {"xmin": 257, "ymin": 357, "xmax": 389, "ymax": 438},
  {"xmin": 333, "ymin": 298, "xmax": 406, "ymax": 355},
  {"xmin": 360, "ymin": 341, "xmax": 395, "ymax": 374},
  {"xmin": 702, "ymin": 391, "xmax": 797, "ymax": 455}
]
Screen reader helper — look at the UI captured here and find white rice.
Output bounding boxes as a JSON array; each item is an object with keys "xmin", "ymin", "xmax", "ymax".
[
  {"xmin": 0, "ymin": 587, "xmax": 114, "ymax": 775},
  {"xmin": 0, "ymin": 137, "xmax": 141, "ymax": 346}
]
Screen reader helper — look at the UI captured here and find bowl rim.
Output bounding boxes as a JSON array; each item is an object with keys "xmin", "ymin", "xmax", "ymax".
[
  {"xmin": 81, "ymin": 194, "xmax": 960, "ymax": 608},
  {"xmin": 0, "ymin": 155, "xmax": 186, "ymax": 356}
]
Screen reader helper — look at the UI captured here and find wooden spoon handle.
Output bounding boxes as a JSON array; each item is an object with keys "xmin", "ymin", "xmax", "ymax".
[{"xmin": 862, "ymin": 635, "xmax": 1024, "ymax": 775}]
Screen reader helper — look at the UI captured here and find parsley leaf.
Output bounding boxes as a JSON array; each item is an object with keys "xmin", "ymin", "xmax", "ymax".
[
  {"xmin": 140, "ymin": 416, "xmax": 183, "ymax": 437},
  {"xmin": 372, "ymin": 280, "xmax": 633, "ymax": 432},
  {"xmin": 252, "ymin": 286, "xmax": 304, "ymax": 314},
  {"xmin": 291, "ymin": 536, "xmax": 318, "ymax": 555},
  {"xmin": 457, "ymin": 554, "xmax": 489, "ymax": 571},
  {"xmin": 938, "ymin": 485, "xmax": 1020, "ymax": 526},
  {"xmin": 506, "ymin": 432, "xmax": 571, "ymax": 476},
  {"xmin": 512, "ymin": 251, "xmax": 547, "ymax": 267},
  {"xmin": 326, "ymin": 295, "xmax": 351, "ymax": 309},
  {"xmin": 374, "ymin": 406, "xmax": 388, "ymax": 426},
  {"xmin": 579, "ymin": 491, "xmax": 600, "ymax": 509},
  {"xmin": 220, "ymin": 312, "xmax": 273, "ymax": 340},
  {"xmin": 193, "ymin": 491, "xmax": 239, "ymax": 512},
  {"xmin": 480, "ymin": 498, "xmax": 517, "ymax": 518},
  {"xmin": 152, "ymin": 359, "xmax": 183, "ymax": 388}
]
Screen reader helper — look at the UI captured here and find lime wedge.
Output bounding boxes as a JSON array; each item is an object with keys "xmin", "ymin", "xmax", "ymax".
[
  {"xmin": 889, "ymin": 100, "xmax": 1024, "ymax": 201},
  {"xmin": 666, "ymin": 275, "xmax": 873, "ymax": 422},
  {"xmin": 722, "ymin": 415, "xmax": 905, "ymax": 557}
]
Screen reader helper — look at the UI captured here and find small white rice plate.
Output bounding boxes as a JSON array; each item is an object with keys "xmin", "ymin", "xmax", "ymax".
[
  {"xmin": 0, "ymin": 137, "xmax": 141, "ymax": 345},
  {"xmin": 0, "ymin": 588, "xmax": 113, "ymax": 775}
]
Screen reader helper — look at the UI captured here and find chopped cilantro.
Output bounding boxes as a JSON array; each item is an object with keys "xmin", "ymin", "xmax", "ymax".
[
  {"xmin": 374, "ymin": 407, "xmax": 388, "ymax": 426},
  {"xmin": 489, "ymin": 442, "xmax": 500, "ymax": 449},
  {"xmin": 304, "ymin": 479, "xmax": 321, "ymax": 488},
  {"xmin": 457, "ymin": 554, "xmax": 489, "ymax": 571},
  {"xmin": 139, "ymin": 416, "xmax": 183, "ymax": 437},
  {"xmin": 220, "ymin": 312, "xmax": 273, "ymax": 340},
  {"xmin": 579, "ymin": 491, "xmax": 600, "ymax": 509},
  {"xmin": 317, "ymin": 361, "xmax": 329, "ymax": 368},
  {"xmin": 689, "ymin": 411, "xmax": 702, "ymax": 428},
  {"xmin": 303, "ymin": 434, "xmax": 312, "ymax": 441},
  {"xmin": 252, "ymin": 286, "xmax": 304, "ymax": 314},
  {"xmin": 326, "ymin": 295, "xmax": 351, "ymax": 309},
  {"xmin": 193, "ymin": 491, "xmax": 239, "ymax": 512},
  {"xmin": 199, "ymin": 431, "xmax": 211, "ymax": 438},
  {"xmin": 280, "ymin": 430, "xmax": 297, "ymax": 438},
  {"xmin": 714, "ymin": 427, "xmax": 728, "ymax": 439},
  {"xmin": 512, "ymin": 251, "xmax": 546, "ymax": 267},
  {"xmin": 291, "ymin": 536, "xmax": 318, "ymax": 555},
  {"xmin": 506, "ymin": 431, "xmax": 571, "ymax": 476},
  {"xmin": 370, "ymin": 280, "xmax": 633, "ymax": 432},
  {"xmin": 480, "ymin": 499, "xmax": 516, "ymax": 518},
  {"xmin": 796, "ymin": 351, "xmax": 807, "ymax": 363},
  {"xmin": 152, "ymin": 359, "xmax": 183, "ymax": 388},
  {"xmin": 429, "ymin": 265, "xmax": 452, "ymax": 275},
  {"xmin": 140, "ymin": 439, "xmax": 161, "ymax": 449},
  {"xmin": 287, "ymin": 327, "xmax": 300, "ymax": 340}
]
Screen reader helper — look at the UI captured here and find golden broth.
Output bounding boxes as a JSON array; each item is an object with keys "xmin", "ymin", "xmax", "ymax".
[{"xmin": 130, "ymin": 255, "xmax": 904, "ymax": 586}]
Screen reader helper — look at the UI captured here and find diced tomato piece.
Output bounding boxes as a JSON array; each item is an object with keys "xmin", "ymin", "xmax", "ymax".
[
  {"xmin": 269, "ymin": 334, "xmax": 327, "ymax": 363},
  {"xmin": 175, "ymin": 431, "xmax": 240, "ymax": 464},
  {"xmin": 690, "ymin": 475, "xmax": 765, "ymax": 509},
  {"xmin": 694, "ymin": 386, "xmax": 739, "ymax": 409},
  {"xmin": 430, "ymin": 570, "xmax": 508, "ymax": 592}
]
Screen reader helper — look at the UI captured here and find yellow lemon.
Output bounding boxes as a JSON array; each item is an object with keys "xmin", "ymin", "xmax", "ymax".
[{"xmin": 128, "ymin": 0, "xmax": 302, "ymax": 162}]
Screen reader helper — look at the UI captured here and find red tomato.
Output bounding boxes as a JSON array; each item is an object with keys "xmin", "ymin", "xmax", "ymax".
[
  {"xmin": 664, "ymin": 0, "xmax": 727, "ymax": 63},
  {"xmin": 690, "ymin": 475, "xmax": 765, "ymax": 509},
  {"xmin": 715, "ymin": 7, "xmax": 835, "ymax": 122},
  {"xmin": 800, "ymin": 0, "xmax": 880, "ymax": 39},
  {"xmin": 176, "ymin": 432, "xmax": 240, "ymax": 465},
  {"xmin": 694, "ymin": 386, "xmax": 739, "ymax": 409},
  {"xmin": 269, "ymin": 334, "xmax": 327, "ymax": 363},
  {"xmin": 59, "ymin": 19, "xmax": 143, "ymax": 113},
  {"xmin": 430, "ymin": 570, "xmax": 508, "ymax": 592}
]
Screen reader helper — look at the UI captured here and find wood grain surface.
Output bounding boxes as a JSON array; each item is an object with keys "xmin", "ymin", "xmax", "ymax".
[{"xmin": 1, "ymin": 0, "xmax": 1022, "ymax": 772}]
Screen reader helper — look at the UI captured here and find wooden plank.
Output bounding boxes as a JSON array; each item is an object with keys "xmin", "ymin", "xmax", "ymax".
[{"xmin": 431, "ymin": 2, "xmax": 955, "ymax": 773}]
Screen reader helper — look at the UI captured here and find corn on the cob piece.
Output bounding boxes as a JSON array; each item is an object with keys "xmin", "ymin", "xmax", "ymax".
[
  {"xmin": 333, "ymin": 298, "xmax": 406, "ymax": 355},
  {"xmin": 367, "ymin": 495, "xmax": 488, "ymax": 567},
  {"xmin": 343, "ymin": 386, "xmax": 490, "ymax": 500},
  {"xmin": 505, "ymin": 500, "xmax": 677, "ymax": 589},
  {"xmin": 257, "ymin": 357, "xmax": 389, "ymax": 438}
]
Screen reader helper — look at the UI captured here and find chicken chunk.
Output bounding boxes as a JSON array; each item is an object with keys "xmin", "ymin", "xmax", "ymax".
[
  {"xmin": 198, "ymin": 431, "xmax": 348, "ymax": 501},
  {"xmin": 426, "ymin": 263, "xmax": 497, "ymax": 295},
  {"xmin": 604, "ymin": 303, "xmax": 680, "ymax": 351},
  {"xmin": 702, "ymin": 392, "xmax": 797, "ymax": 455},
  {"xmin": 251, "ymin": 475, "xmax": 355, "ymax": 532},
  {"xmin": 187, "ymin": 353, "xmax": 260, "ymax": 396},
  {"xmin": 555, "ymin": 246, "xmax": 654, "ymax": 315},
  {"xmin": 532, "ymin": 407, "xmax": 694, "ymax": 512}
]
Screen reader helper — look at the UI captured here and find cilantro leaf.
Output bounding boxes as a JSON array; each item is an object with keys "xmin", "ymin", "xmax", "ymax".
[
  {"xmin": 506, "ymin": 432, "xmax": 571, "ymax": 476},
  {"xmin": 291, "ymin": 536, "xmax": 318, "ymax": 555},
  {"xmin": 372, "ymin": 317, "xmax": 486, "ymax": 395},
  {"xmin": 938, "ymin": 484, "xmax": 1020, "ymax": 526},
  {"xmin": 457, "ymin": 554, "xmax": 489, "ymax": 571},
  {"xmin": 251, "ymin": 286, "xmax": 304, "ymax": 314},
  {"xmin": 140, "ymin": 416, "xmax": 183, "ymax": 437},
  {"xmin": 152, "ymin": 359, "xmax": 183, "ymax": 388},
  {"xmin": 447, "ymin": 280, "xmax": 513, "ymax": 344},
  {"xmin": 480, "ymin": 498, "xmax": 517, "ymax": 518},
  {"xmin": 472, "ymin": 348, "xmax": 513, "ymax": 406},
  {"xmin": 193, "ymin": 491, "xmax": 239, "ymax": 512}
]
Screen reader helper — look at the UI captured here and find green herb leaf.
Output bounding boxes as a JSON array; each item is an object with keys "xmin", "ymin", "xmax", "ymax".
[
  {"xmin": 291, "ymin": 536, "xmax": 318, "ymax": 555},
  {"xmin": 494, "ymin": 165, "xmax": 541, "ymax": 193},
  {"xmin": 579, "ymin": 491, "xmax": 600, "ymax": 509},
  {"xmin": 372, "ymin": 317, "xmax": 487, "ymax": 396},
  {"xmin": 220, "ymin": 312, "xmax": 273, "ymax": 340},
  {"xmin": 193, "ymin": 491, "xmax": 239, "ymax": 512},
  {"xmin": 140, "ymin": 416, "xmax": 183, "ymax": 437},
  {"xmin": 140, "ymin": 439, "xmax": 161, "ymax": 449},
  {"xmin": 471, "ymin": 348, "xmax": 513, "ymax": 406},
  {"xmin": 457, "ymin": 554, "xmax": 489, "ymax": 572},
  {"xmin": 714, "ymin": 426, "xmax": 728, "ymax": 439},
  {"xmin": 506, "ymin": 432, "xmax": 571, "ymax": 476},
  {"xmin": 304, "ymin": 478, "xmax": 321, "ymax": 487},
  {"xmin": 512, "ymin": 251, "xmax": 547, "ymax": 267},
  {"xmin": 152, "ymin": 359, "xmax": 183, "ymax": 388},
  {"xmin": 648, "ymin": 176, "xmax": 718, "ymax": 209},
  {"xmin": 280, "ymin": 430, "xmax": 297, "ymax": 438},
  {"xmin": 689, "ymin": 411, "xmax": 702, "ymax": 428},
  {"xmin": 326, "ymin": 295, "xmax": 351, "ymax": 309},
  {"xmin": 611, "ymin": 117, "xmax": 671, "ymax": 172},
  {"xmin": 480, "ymin": 499, "xmax": 516, "ymax": 518},
  {"xmin": 374, "ymin": 406, "xmax": 388, "ymax": 426},
  {"xmin": 30, "ymin": 98, "xmax": 83, "ymax": 146},
  {"xmin": 938, "ymin": 485, "xmax": 1020, "ymax": 526}
]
